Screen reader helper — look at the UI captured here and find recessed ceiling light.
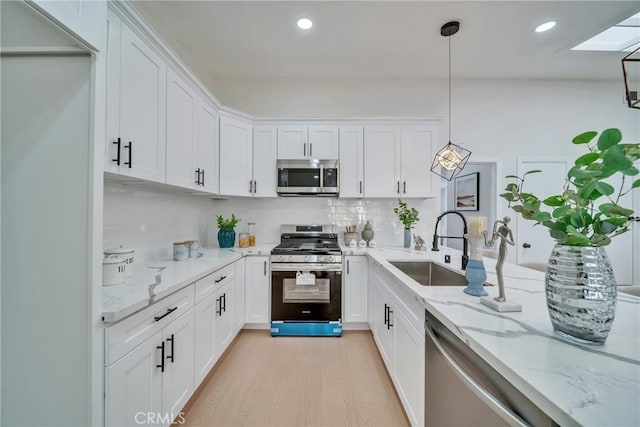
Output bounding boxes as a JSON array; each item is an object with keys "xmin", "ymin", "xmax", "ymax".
[
  {"xmin": 535, "ymin": 21, "xmax": 557, "ymax": 33},
  {"xmin": 296, "ymin": 18, "xmax": 313, "ymax": 30}
]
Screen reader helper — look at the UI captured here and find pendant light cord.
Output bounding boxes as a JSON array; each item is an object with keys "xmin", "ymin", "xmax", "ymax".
[{"xmin": 448, "ymin": 34, "xmax": 452, "ymax": 143}]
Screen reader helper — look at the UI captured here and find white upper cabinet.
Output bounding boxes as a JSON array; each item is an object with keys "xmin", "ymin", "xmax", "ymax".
[
  {"xmin": 219, "ymin": 114, "xmax": 253, "ymax": 197},
  {"xmin": 338, "ymin": 126, "xmax": 364, "ymax": 198},
  {"xmin": 30, "ymin": 0, "xmax": 106, "ymax": 50},
  {"xmin": 400, "ymin": 126, "xmax": 436, "ymax": 198},
  {"xmin": 105, "ymin": 10, "xmax": 166, "ymax": 182},
  {"xmin": 252, "ymin": 126, "xmax": 278, "ymax": 197},
  {"xmin": 166, "ymin": 66, "xmax": 219, "ymax": 193},
  {"xmin": 277, "ymin": 125, "xmax": 339, "ymax": 160},
  {"xmin": 363, "ymin": 126, "xmax": 400, "ymax": 198},
  {"xmin": 277, "ymin": 125, "xmax": 307, "ymax": 159},
  {"xmin": 195, "ymin": 101, "xmax": 219, "ymax": 194},
  {"xmin": 166, "ymin": 68, "xmax": 196, "ymax": 189},
  {"xmin": 363, "ymin": 124, "xmax": 437, "ymax": 198},
  {"xmin": 308, "ymin": 125, "xmax": 339, "ymax": 159}
]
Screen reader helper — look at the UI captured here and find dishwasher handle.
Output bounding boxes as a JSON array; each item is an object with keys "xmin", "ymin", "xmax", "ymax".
[{"xmin": 425, "ymin": 319, "xmax": 529, "ymax": 427}]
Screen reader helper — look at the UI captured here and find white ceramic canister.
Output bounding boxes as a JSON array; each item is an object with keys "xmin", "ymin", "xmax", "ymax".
[
  {"xmin": 173, "ymin": 242, "xmax": 189, "ymax": 261},
  {"xmin": 185, "ymin": 240, "xmax": 200, "ymax": 258},
  {"xmin": 102, "ymin": 255, "xmax": 126, "ymax": 286},
  {"xmin": 104, "ymin": 246, "xmax": 135, "ymax": 277}
]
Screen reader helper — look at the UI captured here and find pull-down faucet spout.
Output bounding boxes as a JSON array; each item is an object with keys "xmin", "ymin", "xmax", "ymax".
[{"xmin": 432, "ymin": 210, "xmax": 469, "ymax": 270}]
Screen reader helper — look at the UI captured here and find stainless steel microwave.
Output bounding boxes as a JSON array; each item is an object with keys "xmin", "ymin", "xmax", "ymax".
[{"xmin": 276, "ymin": 160, "xmax": 339, "ymax": 196}]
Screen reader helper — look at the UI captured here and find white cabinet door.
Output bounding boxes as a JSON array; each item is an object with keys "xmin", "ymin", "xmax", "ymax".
[
  {"xmin": 214, "ymin": 281, "xmax": 234, "ymax": 359},
  {"xmin": 252, "ymin": 126, "xmax": 278, "ymax": 197},
  {"xmin": 338, "ymin": 126, "xmax": 364, "ymax": 198},
  {"xmin": 343, "ymin": 256, "xmax": 368, "ymax": 323},
  {"xmin": 308, "ymin": 125, "xmax": 339, "ymax": 159},
  {"xmin": 195, "ymin": 101, "xmax": 219, "ymax": 194},
  {"xmin": 161, "ymin": 310, "xmax": 194, "ymax": 427},
  {"xmin": 372, "ymin": 275, "xmax": 394, "ymax": 370},
  {"xmin": 277, "ymin": 125, "xmax": 307, "ymax": 159},
  {"xmin": 245, "ymin": 256, "xmax": 270, "ymax": 324},
  {"xmin": 166, "ymin": 68, "xmax": 196, "ymax": 189},
  {"xmin": 117, "ymin": 23, "xmax": 167, "ymax": 182},
  {"xmin": 234, "ymin": 259, "xmax": 246, "ymax": 333},
  {"xmin": 220, "ymin": 115, "xmax": 253, "ymax": 196},
  {"xmin": 104, "ymin": 9, "xmax": 122, "ymax": 175},
  {"xmin": 400, "ymin": 126, "xmax": 436, "ymax": 198},
  {"xmin": 30, "ymin": 0, "xmax": 105, "ymax": 50},
  {"xmin": 105, "ymin": 331, "xmax": 162, "ymax": 427},
  {"xmin": 393, "ymin": 308, "xmax": 425, "ymax": 427},
  {"xmin": 364, "ymin": 126, "xmax": 400, "ymax": 198},
  {"xmin": 193, "ymin": 292, "xmax": 217, "ymax": 387}
]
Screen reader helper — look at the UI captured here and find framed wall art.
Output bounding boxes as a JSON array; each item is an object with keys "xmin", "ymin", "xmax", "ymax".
[{"xmin": 455, "ymin": 172, "xmax": 479, "ymax": 211}]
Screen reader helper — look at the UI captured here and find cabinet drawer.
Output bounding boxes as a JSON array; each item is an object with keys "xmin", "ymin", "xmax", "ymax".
[
  {"xmin": 195, "ymin": 263, "xmax": 235, "ymax": 304},
  {"xmin": 105, "ymin": 285, "xmax": 194, "ymax": 365}
]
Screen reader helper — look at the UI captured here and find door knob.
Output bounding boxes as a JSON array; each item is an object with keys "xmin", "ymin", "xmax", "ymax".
[{"xmin": 523, "ymin": 243, "xmax": 531, "ymax": 248}]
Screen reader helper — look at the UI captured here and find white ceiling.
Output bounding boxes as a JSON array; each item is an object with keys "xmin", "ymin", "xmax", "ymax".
[{"xmin": 132, "ymin": 1, "xmax": 640, "ymax": 80}]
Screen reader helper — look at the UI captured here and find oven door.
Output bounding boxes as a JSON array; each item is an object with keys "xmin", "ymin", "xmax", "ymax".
[{"xmin": 271, "ymin": 263, "xmax": 342, "ymax": 322}]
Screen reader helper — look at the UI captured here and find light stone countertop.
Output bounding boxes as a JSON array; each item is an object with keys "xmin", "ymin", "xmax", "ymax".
[
  {"xmin": 101, "ymin": 243, "xmax": 639, "ymax": 425},
  {"xmin": 366, "ymin": 246, "xmax": 640, "ymax": 427}
]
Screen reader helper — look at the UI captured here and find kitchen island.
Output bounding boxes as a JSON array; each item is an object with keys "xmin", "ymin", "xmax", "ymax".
[{"xmin": 366, "ymin": 246, "xmax": 639, "ymax": 427}]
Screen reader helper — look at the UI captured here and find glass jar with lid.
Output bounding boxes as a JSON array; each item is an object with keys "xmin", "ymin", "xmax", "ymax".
[
  {"xmin": 238, "ymin": 232, "xmax": 250, "ymax": 248},
  {"xmin": 248, "ymin": 222, "xmax": 256, "ymax": 246}
]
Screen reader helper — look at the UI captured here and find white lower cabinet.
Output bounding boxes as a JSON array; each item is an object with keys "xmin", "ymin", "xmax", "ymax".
[
  {"xmin": 193, "ymin": 292, "xmax": 218, "ymax": 386},
  {"xmin": 105, "ymin": 306, "xmax": 195, "ymax": 427},
  {"xmin": 234, "ymin": 258, "xmax": 246, "ymax": 333},
  {"xmin": 343, "ymin": 255, "xmax": 368, "ymax": 323},
  {"xmin": 370, "ymin": 263, "xmax": 425, "ymax": 426},
  {"xmin": 214, "ymin": 279, "xmax": 235, "ymax": 359},
  {"xmin": 244, "ymin": 256, "xmax": 270, "ymax": 324}
]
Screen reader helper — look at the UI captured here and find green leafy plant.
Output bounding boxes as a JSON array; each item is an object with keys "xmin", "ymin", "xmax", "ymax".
[
  {"xmin": 216, "ymin": 214, "xmax": 240, "ymax": 229},
  {"xmin": 393, "ymin": 199, "xmax": 420, "ymax": 229},
  {"xmin": 501, "ymin": 128, "xmax": 639, "ymax": 247}
]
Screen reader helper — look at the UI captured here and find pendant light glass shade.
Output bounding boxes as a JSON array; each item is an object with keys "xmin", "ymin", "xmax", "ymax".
[
  {"xmin": 431, "ymin": 20, "xmax": 471, "ymax": 181},
  {"xmin": 622, "ymin": 46, "xmax": 640, "ymax": 109},
  {"xmin": 430, "ymin": 141, "xmax": 472, "ymax": 181}
]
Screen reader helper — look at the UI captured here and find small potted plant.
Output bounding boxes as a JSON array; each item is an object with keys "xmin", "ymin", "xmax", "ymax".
[
  {"xmin": 393, "ymin": 199, "xmax": 420, "ymax": 248},
  {"xmin": 501, "ymin": 128, "xmax": 639, "ymax": 344},
  {"xmin": 216, "ymin": 214, "xmax": 240, "ymax": 248}
]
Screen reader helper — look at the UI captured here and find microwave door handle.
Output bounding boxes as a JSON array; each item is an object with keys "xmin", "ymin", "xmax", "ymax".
[{"xmin": 319, "ymin": 164, "xmax": 324, "ymax": 190}]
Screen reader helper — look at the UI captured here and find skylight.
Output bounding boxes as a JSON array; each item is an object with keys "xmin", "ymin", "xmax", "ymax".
[{"xmin": 572, "ymin": 12, "xmax": 640, "ymax": 51}]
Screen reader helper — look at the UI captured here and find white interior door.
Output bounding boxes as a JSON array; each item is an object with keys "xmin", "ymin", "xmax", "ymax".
[{"xmin": 516, "ymin": 159, "xmax": 569, "ymax": 266}]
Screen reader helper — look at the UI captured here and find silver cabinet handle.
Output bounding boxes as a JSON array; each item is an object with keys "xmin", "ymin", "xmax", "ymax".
[
  {"xmin": 347, "ymin": 259, "xmax": 350, "ymax": 274},
  {"xmin": 425, "ymin": 321, "xmax": 529, "ymax": 427}
]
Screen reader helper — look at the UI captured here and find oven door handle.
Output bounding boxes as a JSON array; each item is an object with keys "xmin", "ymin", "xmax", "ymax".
[{"xmin": 270, "ymin": 263, "xmax": 342, "ymax": 272}]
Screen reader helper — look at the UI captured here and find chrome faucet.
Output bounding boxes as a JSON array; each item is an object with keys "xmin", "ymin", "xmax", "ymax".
[{"xmin": 432, "ymin": 210, "xmax": 469, "ymax": 270}]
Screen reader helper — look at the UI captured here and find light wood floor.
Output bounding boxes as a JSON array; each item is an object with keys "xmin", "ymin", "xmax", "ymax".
[{"xmin": 180, "ymin": 330, "xmax": 410, "ymax": 427}]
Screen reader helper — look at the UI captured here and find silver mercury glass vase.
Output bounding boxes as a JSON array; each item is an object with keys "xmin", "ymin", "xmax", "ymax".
[{"xmin": 545, "ymin": 244, "xmax": 617, "ymax": 345}]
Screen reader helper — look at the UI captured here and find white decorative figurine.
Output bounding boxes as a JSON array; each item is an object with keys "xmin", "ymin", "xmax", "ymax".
[{"xmin": 480, "ymin": 216, "xmax": 522, "ymax": 312}]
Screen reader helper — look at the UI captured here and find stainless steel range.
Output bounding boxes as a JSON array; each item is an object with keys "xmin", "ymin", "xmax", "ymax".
[{"xmin": 270, "ymin": 224, "xmax": 342, "ymax": 337}]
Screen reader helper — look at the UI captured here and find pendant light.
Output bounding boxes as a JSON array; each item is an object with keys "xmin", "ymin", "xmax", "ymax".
[
  {"xmin": 622, "ymin": 45, "xmax": 639, "ymax": 109},
  {"xmin": 431, "ymin": 21, "xmax": 471, "ymax": 181}
]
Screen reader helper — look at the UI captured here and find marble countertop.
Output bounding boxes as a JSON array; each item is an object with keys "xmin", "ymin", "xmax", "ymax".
[
  {"xmin": 366, "ymin": 246, "xmax": 640, "ymax": 427},
  {"xmin": 102, "ymin": 248, "xmax": 243, "ymax": 322}
]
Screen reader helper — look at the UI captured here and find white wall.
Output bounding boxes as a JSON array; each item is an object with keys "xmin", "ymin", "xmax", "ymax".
[{"xmin": 1, "ymin": 54, "xmax": 92, "ymax": 426}]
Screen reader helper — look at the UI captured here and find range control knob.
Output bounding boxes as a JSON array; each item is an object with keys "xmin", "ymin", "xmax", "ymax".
[{"xmin": 304, "ymin": 255, "xmax": 311, "ymax": 262}]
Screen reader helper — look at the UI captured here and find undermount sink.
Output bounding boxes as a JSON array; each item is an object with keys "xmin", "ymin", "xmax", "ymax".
[{"xmin": 389, "ymin": 261, "xmax": 491, "ymax": 287}]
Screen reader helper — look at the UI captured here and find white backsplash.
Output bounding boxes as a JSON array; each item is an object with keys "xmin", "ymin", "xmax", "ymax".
[
  {"xmin": 212, "ymin": 197, "xmax": 441, "ymax": 246},
  {"xmin": 103, "ymin": 179, "xmax": 218, "ymax": 263},
  {"xmin": 104, "ymin": 179, "xmax": 443, "ymax": 260}
]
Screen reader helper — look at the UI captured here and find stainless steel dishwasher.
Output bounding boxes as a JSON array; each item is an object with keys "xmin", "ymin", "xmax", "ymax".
[{"xmin": 425, "ymin": 311, "xmax": 558, "ymax": 427}]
